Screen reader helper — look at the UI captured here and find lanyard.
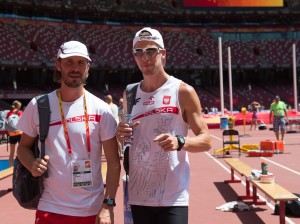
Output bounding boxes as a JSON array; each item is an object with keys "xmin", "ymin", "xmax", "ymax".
[{"xmin": 57, "ymin": 90, "xmax": 91, "ymax": 158}]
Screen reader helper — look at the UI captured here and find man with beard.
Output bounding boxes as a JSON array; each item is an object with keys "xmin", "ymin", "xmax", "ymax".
[{"xmin": 16, "ymin": 41, "xmax": 121, "ymax": 224}]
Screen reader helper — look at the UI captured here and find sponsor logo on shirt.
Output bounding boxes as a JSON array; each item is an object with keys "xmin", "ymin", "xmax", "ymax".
[
  {"xmin": 51, "ymin": 115, "xmax": 101, "ymax": 126},
  {"xmin": 134, "ymin": 97, "xmax": 141, "ymax": 106},
  {"xmin": 143, "ymin": 96, "xmax": 155, "ymax": 105},
  {"xmin": 135, "ymin": 106, "xmax": 179, "ymax": 120}
]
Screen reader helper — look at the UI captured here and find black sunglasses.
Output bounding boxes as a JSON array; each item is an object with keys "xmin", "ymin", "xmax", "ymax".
[{"xmin": 133, "ymin": 47, "xmax": 162, "ymax": 57}]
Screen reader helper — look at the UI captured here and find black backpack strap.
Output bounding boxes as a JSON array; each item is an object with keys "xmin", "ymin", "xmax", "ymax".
[
  {"xmin": 126, "ymin": 83, "xmax": 138, "ymax": 114},
  {"xmin": 124, "ymin": 83, "xmax": 138, "ymax": 195},
  {"xmin": 35, "ymin": 94, "xmax": 50, "ymax": 178}
]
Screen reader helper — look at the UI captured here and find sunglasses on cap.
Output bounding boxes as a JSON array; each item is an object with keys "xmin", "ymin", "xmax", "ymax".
[{"xmin": 133, "ymin": 47, "xmax": 162, "ymax": 57}]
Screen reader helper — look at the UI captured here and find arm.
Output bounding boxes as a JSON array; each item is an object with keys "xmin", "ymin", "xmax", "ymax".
[
  {"xmin": 284, "ymin": 110, "xmax": 288, "ymax": 118},
  {"xmin": 97, "ymin": 137, "xmax": 121, "ymax": 224},
  {"xmin": 122, "ymin": 91, "xmax": 127, "ymax": 114},
  {"xmin": 17, "ymin": 133, "xmax": 49, "ymax": 176},
  {"xmin": 269, "ymin": 106, "xmax": 273, "ymax": 123},
  {"xmin": 178, "ymin": 82, "xmax": 211, "ymax": 153},
  {"xmin": 284, "ymin": 103, "xmax": 288, "ymax": 118}
]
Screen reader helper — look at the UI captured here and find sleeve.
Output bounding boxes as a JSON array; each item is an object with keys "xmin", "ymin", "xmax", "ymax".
[
  {"xmin": 16, "ymin": 98, "xmax": 39, "ymax": 138},
  {"xmin": 18, "ymin": 110, "xmax": 23, "ymax": 117},
  {"xmin": 99, "ymin": 107, "xmax": 117, "ymax": 142},
  {"xmin": 5, "ymin": 111, "xmax": 11, "ymax": 119},
  {"xmin": 283, "ymin": 102, "xmax": 287, "ymax": 110},
  {"xmin": 112, "ymin": 104, "xmax": 119, "ymax": 122}
]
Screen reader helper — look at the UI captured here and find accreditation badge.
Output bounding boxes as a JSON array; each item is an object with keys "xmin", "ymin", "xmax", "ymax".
[{"xmin": 72, "ymin": 159, "xmax": 93, "ymax": 188}]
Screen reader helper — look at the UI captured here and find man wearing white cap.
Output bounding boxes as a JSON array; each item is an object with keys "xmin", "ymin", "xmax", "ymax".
[
  {"xmin": 17, "ymin": 40, "xmax": 121, "ymax": 224},
  {"xmin": 117, "ymin": 28, "xmax": 211, "ymax": 224}
]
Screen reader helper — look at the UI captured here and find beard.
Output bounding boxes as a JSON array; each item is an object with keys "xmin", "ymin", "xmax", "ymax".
[{"xmin": 61, "ymin": 70, "xmax": 88, "ymax": 88}]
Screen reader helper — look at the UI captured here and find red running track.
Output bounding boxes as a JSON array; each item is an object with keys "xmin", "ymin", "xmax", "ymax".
[{"xmin": 0, "ymin": 124, "xmax": 299, "ymax": 223}]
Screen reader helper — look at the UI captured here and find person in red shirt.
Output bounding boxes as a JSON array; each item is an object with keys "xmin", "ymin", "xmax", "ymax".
[{"xmin": 6, "ymin": 100, "xmax": 23, "ymax": 166}]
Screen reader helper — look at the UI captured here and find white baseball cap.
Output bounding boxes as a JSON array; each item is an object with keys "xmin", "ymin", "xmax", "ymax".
[
  {"xmin": 57, "ymin": 40, "xmax": 91, "ymax": 61},
  {"xmin": 133, "ymin": 27, "xmax": 164, "ymax": 49}
]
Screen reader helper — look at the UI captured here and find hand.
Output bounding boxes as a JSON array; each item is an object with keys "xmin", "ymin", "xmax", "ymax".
[
  {"xmin": 96, "ymin": 206, "xmax": 114, "ymax": 224},
  {"xmin": 116, "ymin": 121, "xmax": 139, "ymax": 142},
  {"xmin": 31, "ymin": 155, "xmax": 49, "ymax": 177},
  {"xmin": 153, "ymin": 134, "xmax": 179, "ymax": 152},
  {"xmin": 285, "ymin": 117, "xmax": 289, "ymax": 125}
]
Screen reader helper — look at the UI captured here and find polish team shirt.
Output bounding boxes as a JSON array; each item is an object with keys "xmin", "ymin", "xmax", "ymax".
[
  {"xmin": 128, "ymin": 76, "xmax": 189, "ymax": 206},
  {"xmin": 17, "ymin": 90, "xmax": 117, "ymax": 216}
]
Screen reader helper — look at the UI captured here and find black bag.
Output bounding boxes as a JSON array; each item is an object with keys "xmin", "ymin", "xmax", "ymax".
[
  {"xmin": 12, "ymin": 94, "xmax": 50, "ymax": 210},
  {"xmin": 123, "ymin": 144, "xmax": 130, "ymax": 175},
  {"xmin": 274, "ymin": 193, "xmax": 300, "ymax": 217},
  {"xmin": 286, "ymin": 193, "xmax": 300, "ymax": 217}
]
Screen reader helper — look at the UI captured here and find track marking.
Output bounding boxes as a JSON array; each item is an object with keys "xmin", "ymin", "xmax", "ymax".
[
  {"xmin": 211, "ymin": 134, "xmax": 222, "ymax": 141},
  {"xmin": 206, "ymin": 152, "xmax": 296, "ymax": 224}
]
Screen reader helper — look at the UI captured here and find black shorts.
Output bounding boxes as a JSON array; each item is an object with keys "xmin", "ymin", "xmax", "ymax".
[
  {"xmin": 130, "ymin": 205, "xmax": 188, "ymax": 224},
  {"xmin": 9, "ymin": 135, "xmax": 21, "ymax": 144}
]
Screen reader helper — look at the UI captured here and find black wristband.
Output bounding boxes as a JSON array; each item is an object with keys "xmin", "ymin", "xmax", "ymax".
[
  {"xmin": 103, "ymin": 198, "xmax": 116, "ymax": 207},
  {"xmin": 176, "ymin": 135, "xmax": 185, "ymax": 151}
]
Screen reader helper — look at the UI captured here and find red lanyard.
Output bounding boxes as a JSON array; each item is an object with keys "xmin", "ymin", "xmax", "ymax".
[{"xmin": 57, "ymin": 90, "xmax": 91, "ymax": 158}]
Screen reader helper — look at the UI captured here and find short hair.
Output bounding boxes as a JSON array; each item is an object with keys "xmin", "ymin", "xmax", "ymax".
[{"xmin": 105, "ymin": 95, "xmax": 113, "ymax": 103}]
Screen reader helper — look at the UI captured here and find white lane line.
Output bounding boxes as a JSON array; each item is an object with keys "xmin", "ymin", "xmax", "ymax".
[
  {"xmin": 211, "ymin": 134, "xmax": 222, "ymax": 141},
  {"xmin": 206, "ymin": 152, "xmax": 296, "ymax": 224},
  {"xmin": 261, "ymin": 157, "xmax": 300, "ymax": 176}
]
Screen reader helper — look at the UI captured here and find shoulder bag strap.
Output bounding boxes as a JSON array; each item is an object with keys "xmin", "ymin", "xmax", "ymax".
[
  {"xmin": 126, "ymin": 83, "xmax": 138, "ymax": 114},
  {"xmin": 35, "ymin": 94, "xmax": 50, "ymax": 178}
]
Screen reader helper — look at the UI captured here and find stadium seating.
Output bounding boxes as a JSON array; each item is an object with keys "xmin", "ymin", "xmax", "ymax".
[
  {"xmin": 247, "ymin": 39, "xmax": 293, "ymax": 66},
  {"xmin": 0, "ymin": 7, "xmax": 299, "ymax": 108},
  {"xmin": 14, "ymin": 21, "xmax": 77, "ymax": 63},
  {"xmin": 0, "ymin": 22, "xmax": 43, "ymax": 64},
  {"xmin": 1, "ymin": 19, "xmax": 298, "ymax": 70}
]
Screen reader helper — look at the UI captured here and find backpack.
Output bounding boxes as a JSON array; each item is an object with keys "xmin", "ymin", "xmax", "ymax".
[
  {"xmin": 12, "ymin": 94, "xmax": 50, "ymax": 209},
  {"xmin": 274, "ymin": 193, "xmax": 300, "ymax": 217},
  {"xmin": 6, "ymin": 110, "xmax": 21, "ymax": 135},
  {"xmin": 286, "ymin": 193, "xmax": 300, "ymax": 217},
  {"xmin": 258, "ymin": 122, "xmax": 267, "ymax": 130},
  {"xmin": 0, "ymin": 110, "xmax": 7, "ymax": 131}
]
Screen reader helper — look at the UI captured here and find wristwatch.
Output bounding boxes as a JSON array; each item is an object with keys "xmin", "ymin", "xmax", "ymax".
[
  {"xmin": 176, "ymin": 135, "xmax": 185, "ymax": 151},
  {"xmin": 103, "ymin": 198, "xmax": 116, "ymax": 207}
]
